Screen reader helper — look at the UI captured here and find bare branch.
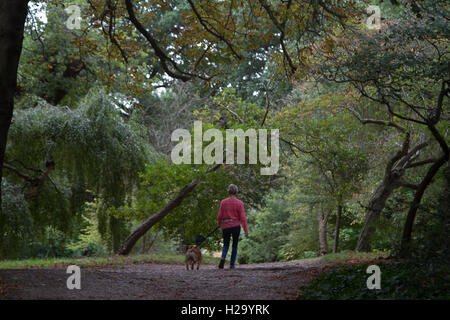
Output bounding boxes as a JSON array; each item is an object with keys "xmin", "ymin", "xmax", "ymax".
[
  {"xmin": 405, "ymin": 158, "xmax": 438, "ymax": 169},
  {"xmin": 386, "ymin": 132, "xmax": 410, "ymax": 175},
  {"xmin": 396, "ymin": 180, "xmax": 419, "ymax": 190},
  {"xmin": 3, "ymin": 160, "xmax": 55, "ymax": 199},
  {"xmin": 221, "ymin": 105, "xmax": 244, "ymax": 123},
  {"xmin": 257, "ymin": 0, "xmax": 297, "ymax": 74},
  {"xmin": 348, "ymin": 107, "xmax": 407, "ymax": 133},
  {"xmin": 261, "ymin": 79, "xmax": 273, "ymax": 126},
  {"xmin": 3, "ymin": 162, "xmax": 35, "ymax": 182},
  {"xmin": 280, "ymin": 137, "xmax": 315, "ymax": 154}
]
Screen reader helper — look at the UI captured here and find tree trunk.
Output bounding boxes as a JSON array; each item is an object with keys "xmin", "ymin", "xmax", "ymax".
[
  {"xmin": 356, "ymin": 133, "xmax": 423, "ymax": 252},
  {"xmin": 118, "ymin": 164, "xmax": 221, "ymax": 255},
  {"xmin": 0, "ymin": 0, "xmax": 29, "ymax": 210},
  {"xmin": 399, "ymin": 155, "xmax": 448, "ymax": 256},
  {"xmin": 356, "ymin": 180, "xmax": 397, "ymax": 252},
  {"xmin": 400, "ymin": 125, "xmax": 449, "ymax": 256},
  {"xmin": 333, "ymin": 204, "xmax": 342, "ymax": 253},
  {"xmin": 118, "ymin": 180, "xmax": 199, "ymax": 255},
  {"xmin": 318, "ymin": 206, "xmax": 329, "ymax": 256}
]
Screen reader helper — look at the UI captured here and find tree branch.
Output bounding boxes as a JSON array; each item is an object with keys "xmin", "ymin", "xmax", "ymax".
[
  {"xmin": 280, "ymin": 137, "xmax": 315, "ymax": 154},
  {"xmin": 257, "ymin": 0, "xmax": 297, "ymax": 74},
  {"xmin": 118, "ymin": 163, "xmax": 221, "ymax": 255},
  {"xmin": 3, "ymin": 162, "xmax": 35, "ymax": 182},
  {"xmin": 3, "ymin": 160, "xmax": 55, "ymax": 199},
  {"xmin": 394, "ymin": 140, "xmax": 429, "ymax": 170},
  {"xmin": 386, "ymin": 132, "xmax": 410, "ymax": 175},
  {"xmin": 124, "ymin": 0, "xmax": 205, "ymax": 81},
  {"xmin": 396, "ymin": 180, "xmax": 419, "ymax": 190},
  {"xmin": 405, "ymin": 158, "xmax": 437, "ymax": 168},
  {"xmin": 187, "ymin": 0, "xmax": 242, "ymax": 60},
  {"xmin": 348, "ymin": 107, "xmax": 407, "ymax": 133}
]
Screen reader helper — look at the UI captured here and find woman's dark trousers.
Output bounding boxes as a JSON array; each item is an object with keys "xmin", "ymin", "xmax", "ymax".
[{"xmin": 221, "ymin": 226, "xmax": 241, "ymax": 267}]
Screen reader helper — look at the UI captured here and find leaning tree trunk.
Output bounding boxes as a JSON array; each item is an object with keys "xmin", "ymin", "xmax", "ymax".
[
  {"xmin": 333, "ymin": 203, "xmax": 342, "ymax": 253},
  {"xmin": 356, "ymin": 133, "xmax": 429, "ymax": 252},
  {"xmin": 356, "ymin": 151, "xmax": 407, "ymax": 252},
  {"xmin": 118, "ymin": 164, "xmax": 221, "ymax": 255},
  {"xmin": 400, "ymin": 125, "xmax": 450, "ymax": 256},
  {"xmin": 0, "ymin": 0, "xmax": 28, "ymax": 208},
  {"xmin": 399, "ymin": 155, "xmax": 448, "ymax": 256},
  {"xmin": 118, "ymin": 180, "xmax": 199, "ymax": 255},
  {"xmin": 356, "ymin": 179, "xmax": 398, "ymax": 252},
  {"xmin": 318, "ymin": 206, "xmax": 330, "ymax": 256}
]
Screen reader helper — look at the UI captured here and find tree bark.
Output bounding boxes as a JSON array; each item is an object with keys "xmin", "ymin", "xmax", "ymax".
[
  {"xmin": 399, "ymin": 125, "xmax": 449, "ymax": 256},
  {"xmin": 399, "ymin": 155, "xmax": 448, "ymax": 256},
  {"xmin": 356, "ymin": 133, "xmax": 429, "ymax": 252},
  {"xmin": 333, "ymin": 203, "xmax": 342, "ymax": 253},
  {"xmin": 3, "ymin": 160, "xmax": 55, "ymax": 199},
  {"xmin": 318, "ymin": 206, "xmax": 329, "ymax": 256},
  {"xmin": 0, "ymin": 0, "xmax": 29, "ymax": 209},
  {"xmin": 118, "ymin": 179, "xmax": 199, "ymax": 255},
  {"xmin": 356, "ymin": 181, "xmax": 397, "ymax": 251},
  {"xmin": 118, "ymin": 164, "xmax": 221, "ymax": 255}
]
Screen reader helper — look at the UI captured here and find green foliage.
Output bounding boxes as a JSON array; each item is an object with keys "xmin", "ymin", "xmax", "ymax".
[
  {"xmin": 277, "ymin": 203, "xmax": 319, "ymax": 260},
  {"xmin": 116, "ymin": 158, "xmax": 232, "ymax": 250},
  {"xmin": 338, "ymin": 227, "xmax": 361, "ymax": 249},
  {"xmin": 408, "ymin": 165, "xmax": 450, "ymax": 262},
  {"xmin": 20, "ymin": 1, "xmax": 95, "ymax": 105},
  {"xmin": 238, "ymin": 191, "xmax": 291, "ymax": 263},
  {"xmin": 1, "ymin": 1, "xmax": 447, "ymax": 291},
  {"xmin": 1, "ymin": 89, "xmax": 153, "ymax": 258},
  {"xmin": 273, "ymin": 92, "xmax": 377, "ymax": 256},
  {"xmin": 112, "ymin": 87, "xmax": 281, "ymax": 252},
  {"xmin": 66, "ymin": 201, "xmax": 108, "ymax": 257},
  {"xmin": 300, "ymin": 261, "xmax": 450, "ymax": 300},
  {"xmin": 367, "ymin": 189, "xmax": 411, "ymax": 251},
  {"xmin": 129, "ymin": 228, "xmax": 179, "ymax": 255},
  {"xmin": 0, "ymin": 180, "xmax": 33, "ymax": 259}
]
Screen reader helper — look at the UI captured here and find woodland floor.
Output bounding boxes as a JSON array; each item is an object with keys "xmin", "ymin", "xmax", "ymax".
[{"xmin": 0, "ymin": 258, "xmax": 345, "ymax": 300}]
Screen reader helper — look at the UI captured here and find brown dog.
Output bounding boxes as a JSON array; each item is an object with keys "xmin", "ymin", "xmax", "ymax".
[{"xmin": 185, "ymin": 245, "xmax": 202, "ymax": 270}]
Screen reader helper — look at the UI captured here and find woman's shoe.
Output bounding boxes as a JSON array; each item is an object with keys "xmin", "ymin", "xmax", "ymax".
[
  {"xmin": 218, "ymin": 259, "xmax": 225, "ymax": 269},
  {"xmin": 230, "ymin": 265, "xmax": 235, "ymax": 269}
]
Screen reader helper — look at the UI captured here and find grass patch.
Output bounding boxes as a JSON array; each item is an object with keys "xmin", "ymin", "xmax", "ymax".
[
  {"xmin": 0, "ymin": 253, "xmax": 222, "ymax": 269},
  {"xmin": 319, "ymin": 250, "xmax": 390, "ymax": 263},
  {"xmin": 299, "ymin": 259, "xmax": 450, "ymax": 300}
]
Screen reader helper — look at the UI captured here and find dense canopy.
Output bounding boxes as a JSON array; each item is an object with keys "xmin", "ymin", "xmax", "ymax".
[{"xmin": 0, "ymin": 0, "xmax": 448, "ymax": 300}]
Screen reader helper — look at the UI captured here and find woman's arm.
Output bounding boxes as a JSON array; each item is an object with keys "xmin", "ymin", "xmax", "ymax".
[
  {"xmin": 240, "ymin": 202, "xmax": 248, "ymax": 236},
  {"xmin": 217, "ymin": 201, "xmax": 223, "ymax": 227}
]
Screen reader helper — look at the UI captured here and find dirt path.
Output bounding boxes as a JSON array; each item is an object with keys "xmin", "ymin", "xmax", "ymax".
[{"xmin": 0, "ymin": 259, "xmax": 334, "ymax": 300}]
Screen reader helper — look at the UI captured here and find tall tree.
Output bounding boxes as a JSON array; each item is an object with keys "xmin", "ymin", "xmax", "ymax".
[
  {"xmin": 276, "ymin": 91, "xmax": 372, "ymax": 255},
  {"xmin": 0, "ymin": 0, "xmax": 29, "ymax": 209},
  {"xmin": 311, "ymin": 2, "xmax": 449, "ymax": 253}
]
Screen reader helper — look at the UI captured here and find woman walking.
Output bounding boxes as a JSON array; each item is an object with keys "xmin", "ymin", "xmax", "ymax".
[{"xmin": 217, "ymin": 184, "xmax": 248, "ymax": 269}]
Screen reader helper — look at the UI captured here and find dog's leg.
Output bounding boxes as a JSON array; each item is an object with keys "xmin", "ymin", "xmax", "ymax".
[
  {"xmin": 197, "ymin": 262, "xmax": 200, "ymax": 270},
  {"xmin": 186, "ymin": 261, "xmax": 189, "ymax": 270}
]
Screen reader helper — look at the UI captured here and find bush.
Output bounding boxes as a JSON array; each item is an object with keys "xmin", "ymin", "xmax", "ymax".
[
  {"xmin": 237, "ymin": 191, "xmax": 291, "ymax": 263},
  {"xmin": 66, "ymin": 202, "xmax": 108, "ymax": 257},
  {"xmin": 300, "ymin": 261, "xmax": 450, "ymax": 300}
]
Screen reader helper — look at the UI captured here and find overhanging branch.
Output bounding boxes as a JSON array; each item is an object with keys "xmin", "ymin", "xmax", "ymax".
[
  {"xmin": 348, "ymin": 107, "xmax": 407, "ymax": 133},
  {"xmin": 124, "ymin": 0, "xmax": 207, "ymax": 81},
  {"xmin": 187, "ymin": 0, "xmax": 242, "ymax": 60},
  {"xmin": 3, "ymin": 160, "xmax": 55, "ymax": 199}
]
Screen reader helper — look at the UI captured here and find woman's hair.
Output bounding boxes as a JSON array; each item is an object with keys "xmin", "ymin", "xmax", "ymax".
[{"xmin": 227, "ymin": 184, "xmax": 238, "ymax": 195}]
